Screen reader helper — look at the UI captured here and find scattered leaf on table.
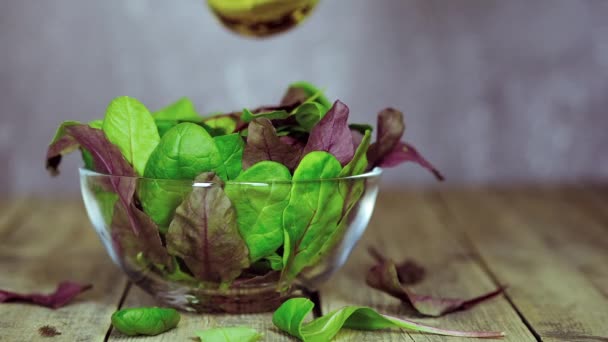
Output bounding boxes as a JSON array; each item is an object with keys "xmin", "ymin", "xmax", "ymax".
[
  {"xmin": 0, "ymin": 281, "xmax": 92, "ymax": 309},
  {"xmin": 166, "ymin": 173, "xmax": 250, "ymax": 284},
  {"xmin": 273, "ymin": 298, "xmax": 505, "ymax": 341},
  {"xmin": 242, "ymin": 118, "xmax": 302, "ymax": 170},
  {"xmin": 302, "ymin": 100, "xmax": 355, "ymax": 166},
  {"xmin": 368, "ymin": 246, "xmax": 425, "ymax": 285},
  {"xmin": 111, "ymin": 307, "xmax": 180, "ymax": 336},
  {"xmin": 366, "ymin": 248, "xmax": 504, "ymax": 317},
  {"xmin": 195, "ymin": 326, "xmax": 262, "ymax": 342}
]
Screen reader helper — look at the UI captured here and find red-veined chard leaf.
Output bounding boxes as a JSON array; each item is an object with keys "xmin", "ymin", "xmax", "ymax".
[
  {"xmin": 46, "ymin": 124, "xmax": 143, "ymax": 234},
  {"xmin": 166, "ymin": 173, "xmax": 249, "ymax": 284},
  {"xmin": 367, "ymin": 108, "xmax": 444, "ymax": 180},
  {"xmin": 110, "ymin": 178, "xmax": 173, "ymax": 271},
  {"xmin": 367, "ymin": 108, "xmax": 405, "ymax": 167},
  {"xmin": 273, "ymin": 298, "xmax": 505, "ymax": 341},
  {"xmin": 368, "ymin": 247, "xmax": 425, "ymax": 285},
  {"xmin": 302, "ymin": 100, "xmax": 355, "ymax": 166},
  {"xmin": 378, "ymin": 141, "xmax": 444, "ymax": 180},
  {"xmin": 242, "ymin": 118, "xmax": 302, "ymax": 171},
  {"xmin": 366, "ymin": 248, "xmax": 504, "ymax": 317},
  {"xmin": 0, "ymin": 281, "xmax": 92, "ymax": 309}
]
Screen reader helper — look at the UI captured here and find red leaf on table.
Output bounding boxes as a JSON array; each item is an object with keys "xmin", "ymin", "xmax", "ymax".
[
  {"xmin": 0, "ymin": 281, "xmax": 92, "ymax": 309},
  {"xmin": 366, "ymin": 248, "xmax": 503, "ymax": 317},
  {"xmin": 368, "ymin": 246, "xmax": 426, "ymax": 286}
]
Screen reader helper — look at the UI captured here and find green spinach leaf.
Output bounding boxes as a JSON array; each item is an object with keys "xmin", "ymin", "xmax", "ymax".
[
  {"xmin": 111, "ymin": 307, "xmax": 180, "ymax": 336},
  {"xmin": 204, "ymin": 116, "xmax": 238, "ymax": 136},
  {"xmin": 284, "ymin": 81, "xmax": 331, "ymax": 109},
  {"xmin": 166, "ymin": 173, "xmax": 249, "ymax": 284},
  {"xmin": 225, "ymin": 161, "xmax": 291, "ymax": 262},
  {"xmin": 140, "ymin": 123, "xmax": 223, "ymax": 231},
  {"xmin": 241, "ymin": 108, "xmax": 290, "ymax": 123},
  {"xmin": 280, "ymin": 151, "xmax": 343, "ymax": 290},
  {"xmin": 153, "ymin": 97, "xmax": 199, "ymax": 121},
  {"xmin": 311, "ymin": 130, "xmax": 372, "ymax": 263},
  {"xmin": 293, "ymin": 102, "xmax": 325, "ymax": 131},
  {"xmin": 213, "ymin": 133, "xmax": 244, "ymax": 181},
  {"xmin": 102, "ymin": 96, "xmax": 160, "ymax": 175},
  {"xmin": 272, "ymin": 298, "xmax": 504, "ymax": 341},
  {"xmin": 195, "ymin": 327, "xmax": 262, "ymax": 342}
]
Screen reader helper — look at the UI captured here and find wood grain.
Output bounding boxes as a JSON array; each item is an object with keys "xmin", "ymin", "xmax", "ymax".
[
  {"xmin": 438, "ymin": 189, "xmax": 608, "ymax": 342},
  {"xmin": 1, "ymin": 190, "xmax": 607, "ymax": 341},
  {"xmin": 0, "ymin": 199, "xmax": 127, "ymax": 342},
  {"xmin": 107, "ymin": 285, "xmax": 291, "ymax": 341},
  {"xmin": 319, "ymin": 192, "xmax": 535, "ymax": 341},
  {"xmin": 0, "ymin": 197, "xmax": 29, "ymax": 236}
]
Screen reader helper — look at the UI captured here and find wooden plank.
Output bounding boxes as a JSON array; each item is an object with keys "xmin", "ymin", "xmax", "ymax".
[
  {"xmin": 0, "ymin": 197, "xmax": 29, "ymax": 236},
  {"xmin": 558, "ymin": 186, "xmax": 608, "ymax": 231},
  {"xmin": 0, "ymin": 198, "xmax": 127, "ymax": 342},
  {"xmin": 107, "ymin": 285, "xmax": 290, "ymax": 341},
  {"xmin": 439, "ymin": 189, "xmax": 608, "ymax": 342},
  {"xmin": 320, "ymin": 191, "xmax": 535, "ymax": 342}
]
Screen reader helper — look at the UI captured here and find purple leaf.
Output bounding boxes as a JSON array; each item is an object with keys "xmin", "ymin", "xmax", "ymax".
[
  {"xmin": 366, "ymin": 249, "xmax": 503, "ymax": 317},
  {"xmin": 46, "ymin": 125, "xmax": 142, "ymax": 233},
  {"xmin": 242, "ymin": 118, "xmax": 302, "ymax": 170},
  {"xmin": 378, "ymin": 142, "xmax": 444, "ymax": 181},
  {"xmin": 280, "ymin": 86, "xmax": 309, "ymax": 108},
  {"xmin": 166, "ymin": 173, "xmax": 250, "ymax": 283},
  {"xmin": 368, "ymin": 247, "xmax": 425, "ymax": 285},
  {"xmin": 110, "ymin": 179, "xmax": 173, "ymax": 271},
  {"xmin": 367, "ymin": 108, "xmax": 405, "ymax": 167},
  {"xmin": 0, "ymin": 281, "xmax": 92, "ymax": 309},
  {"xmin": 366, "ymin": 108, "xmax": 443, "ymax": 180},
  {"xmin": 46, "ymin": 124, "xmax": 136, "ymax": 177},
  {"xmin": 302, "ymin": 100, "xmax": 355, "ymax": 166}
]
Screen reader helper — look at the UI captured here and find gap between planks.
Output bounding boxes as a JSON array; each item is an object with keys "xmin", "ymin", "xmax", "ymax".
[
  {"xmin": 438, "ymin": 188, "xmax": 608, "ymax": 342},
  {"xmin": 431, "ymin": 191, "xmax": 542, "ymax": 342},
  {"xmin": 318, "ymin": 191, "xmax": 535, "ymax": 342},
  {"xmin": 0, "ymin": 198, "xmax": 127, "ymax": 342}
]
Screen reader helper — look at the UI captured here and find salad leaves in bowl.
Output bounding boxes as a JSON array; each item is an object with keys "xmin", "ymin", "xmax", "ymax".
[{"xmin": 46, "ymin": 82, "xmax": 442, "ymax": 313}]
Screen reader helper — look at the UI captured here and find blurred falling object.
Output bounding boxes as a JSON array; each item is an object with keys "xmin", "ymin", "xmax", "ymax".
[{"xmin": 207, "ymin": 0, "xmax": 319, "ymax": 38}]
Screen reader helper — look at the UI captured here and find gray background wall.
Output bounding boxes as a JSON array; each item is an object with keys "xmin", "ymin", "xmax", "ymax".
[{"xmin": 1, "ymin": 0, "xmax": 607, "ymax": 195}]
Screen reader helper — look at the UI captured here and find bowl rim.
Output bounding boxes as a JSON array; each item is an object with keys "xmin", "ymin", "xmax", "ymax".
[{"xmin": 79, "ymin": 167, "xmax": 383, "ymax": 185}]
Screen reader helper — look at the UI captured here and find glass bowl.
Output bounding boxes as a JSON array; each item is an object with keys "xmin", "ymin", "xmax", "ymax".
[{"xmin": 79, "ymin": 167, "xmax": 382, "ymax": 313}]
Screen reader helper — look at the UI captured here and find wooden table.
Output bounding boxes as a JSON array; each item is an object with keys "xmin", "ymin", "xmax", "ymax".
[{"xmin": 1, "ymin": 188, "xmax": 607, "ymax": 341}]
